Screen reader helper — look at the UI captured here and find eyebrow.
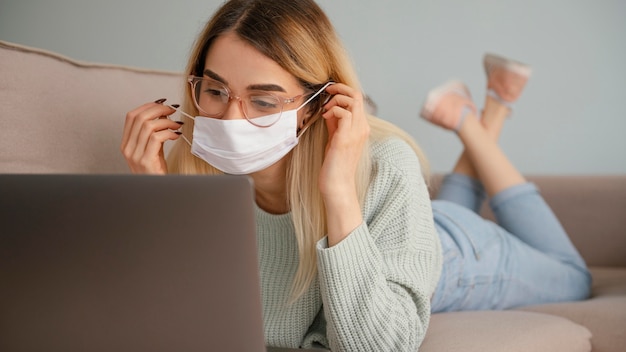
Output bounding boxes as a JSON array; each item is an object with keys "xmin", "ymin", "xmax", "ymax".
[{"xmin": 203, "ymin": 69, "xmax": 287, "ymax": 93}]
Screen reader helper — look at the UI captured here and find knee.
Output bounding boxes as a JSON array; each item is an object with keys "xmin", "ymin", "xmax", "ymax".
[{"xmin": 569, "ymin": 267, "xmax": 592, "ymax": 301}]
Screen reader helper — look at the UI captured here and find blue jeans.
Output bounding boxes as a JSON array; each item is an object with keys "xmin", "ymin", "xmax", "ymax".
[{"xmin": 430, "ymin": 173, "xmax": 591, "ymax": 312}]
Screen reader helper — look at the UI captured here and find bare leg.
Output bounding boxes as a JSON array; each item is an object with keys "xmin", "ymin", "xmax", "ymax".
[
  {"xmin": 451, "ymin": 96, "xmax": 510, "ymax": 179},
  {"xmin": 451, "ymin": 54, "xmax": 531, "ymax": 180},
  {"xmin": 420, "ymin": 84, "xmax": 524, "ymax": 198},
  {"xmin": 455, "ymin": 112, "xmax": 525, "ymax": 197}
]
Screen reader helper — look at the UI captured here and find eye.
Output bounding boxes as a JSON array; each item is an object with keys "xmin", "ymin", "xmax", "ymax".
[
  {"xmin": 249, "ymin": 95, "xmax": 280, "ymax": 111},
  {"xmin": 203, "ymin": 88, "xmax": 226, "ymax": 97},
  {"xmin": 198, "ymin": 79, "xmax": 228, "ymax": 99}
]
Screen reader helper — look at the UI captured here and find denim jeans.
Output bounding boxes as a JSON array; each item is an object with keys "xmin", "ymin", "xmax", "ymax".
[{"xmin": 430, "ymin": 173, "xmax": 591, "ymax": 312}]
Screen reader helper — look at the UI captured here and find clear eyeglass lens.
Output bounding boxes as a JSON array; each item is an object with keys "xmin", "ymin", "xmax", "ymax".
[{"xmin": 193, "ymin": 78, "xmax": 283, "ymax": 127}]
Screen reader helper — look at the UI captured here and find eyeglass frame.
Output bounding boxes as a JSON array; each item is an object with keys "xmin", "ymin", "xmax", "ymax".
[{"xmin": 187, "ymin": 75, "xmax": 320, "ymax": 128}]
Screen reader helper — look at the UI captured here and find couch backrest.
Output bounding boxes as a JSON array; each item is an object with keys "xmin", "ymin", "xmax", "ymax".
[{"xmin": 0, "ymin": 40, "xmax": 184, "ymax": 173}]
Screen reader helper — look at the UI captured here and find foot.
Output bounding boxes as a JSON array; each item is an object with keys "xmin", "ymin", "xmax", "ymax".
[
  {"xmin": 420, "ymin": 80, "xmax": 477, "ymax": 131},
  {"xmin": 484, "ymin": 53, "xmax": 532, "ymax": 108}
]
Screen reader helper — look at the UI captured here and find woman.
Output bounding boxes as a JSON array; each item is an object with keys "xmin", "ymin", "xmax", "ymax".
[{"xmin": 121, "ymin": 0, "xmax": 590, "ymax": 350}]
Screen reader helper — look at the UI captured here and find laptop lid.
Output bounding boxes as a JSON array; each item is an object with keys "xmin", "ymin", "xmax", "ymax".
[{"xmin": 0, "ymin": 174, "xmax": 266, "ymax": 352}]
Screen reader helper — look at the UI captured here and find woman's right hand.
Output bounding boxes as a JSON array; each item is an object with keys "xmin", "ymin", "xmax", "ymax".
[{"xmin": 121, "ymin": 99, "xmax": 183, "ymax": 174}]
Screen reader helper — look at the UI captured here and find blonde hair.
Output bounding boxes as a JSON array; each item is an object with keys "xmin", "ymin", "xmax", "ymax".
[{"xmin": 167, "ymin": 0, "xmax": 430, "ymax": 300}]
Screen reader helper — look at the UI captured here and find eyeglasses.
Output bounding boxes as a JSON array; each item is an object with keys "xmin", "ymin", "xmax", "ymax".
[{"xmin": 188, "ymin": 76, "xmax": 308, "ymax": 127}]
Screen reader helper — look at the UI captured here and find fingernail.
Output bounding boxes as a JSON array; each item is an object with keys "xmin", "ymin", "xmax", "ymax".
[
  {"xmin": 171, "ymin": 104, "xmax": 180, "ymax": 108},
  {"xmin": 175, "ymin": 121, "xmax": 184, "ymax": 125},
  {"xmin": 174, "ymin": 131, "xmax": 182, "ymax": 135},
  {"xmin": 154, "ymin": 98, "xmax": 167, "ymax": 104}
]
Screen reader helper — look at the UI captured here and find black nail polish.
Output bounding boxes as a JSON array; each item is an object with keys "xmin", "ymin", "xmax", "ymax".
[
  {"xmin": 175, "ymin": 121, "xmax": 184, "ymax": 125},
  {"xmin": 174, "ymin": 131, "xmax": 183, "ymax": 135},
  {"xmin": 171, "ymin": 104, "xmax": 180, "ymax": 108},
  {"xmin": 154, "ymin": 98, "xmax": 167, "ymax": 104}
]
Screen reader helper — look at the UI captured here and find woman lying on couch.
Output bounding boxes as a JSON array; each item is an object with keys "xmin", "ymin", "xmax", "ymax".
[{"xmin": 120, "ymin": 0, "xmax": 591, "ymax": 350}]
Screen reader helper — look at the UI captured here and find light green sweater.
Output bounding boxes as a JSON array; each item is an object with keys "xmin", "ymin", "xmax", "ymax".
[{"xmin": 256, "ymin": 137, "xmax": 442, "ymax": 351}]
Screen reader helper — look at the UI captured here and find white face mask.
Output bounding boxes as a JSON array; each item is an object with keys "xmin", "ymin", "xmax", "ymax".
[{"xmin": 173, "ymin": 82, "xmax": 333, "ymax": 175}]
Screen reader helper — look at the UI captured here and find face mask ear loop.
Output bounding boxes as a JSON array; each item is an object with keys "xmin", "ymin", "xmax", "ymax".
[
  {"xmin": 295, "ymin": 82, "xmax": 335, "ymax": 137},
  {"xmin": 179, "ymin": 133, "xmax": 192, "ymax": 146},
  {"xmin": 296, "ymin": 81, "xmax": 335, "ymax": 111},
  {"xmin": 166, "ymin": 104, "xmax": 195, "ymax": 146},
  {"xmin": 167, "ymin": 104, "xmax": 196, "ymax": 121}
]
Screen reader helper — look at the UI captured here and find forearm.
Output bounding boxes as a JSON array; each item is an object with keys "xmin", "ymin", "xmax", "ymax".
[
  {"xmin": 323, "ymin": 186, "xmax": 363, "ymax": 247},
  {"xmin": 316, "ymin": 226, "xmax": 431, "ymax": 352}
]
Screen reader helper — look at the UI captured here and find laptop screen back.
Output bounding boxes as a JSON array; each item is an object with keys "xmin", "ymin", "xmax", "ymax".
[{"xmin": 0, "ymin": 174, "xmax": 266, "ymax": 352}]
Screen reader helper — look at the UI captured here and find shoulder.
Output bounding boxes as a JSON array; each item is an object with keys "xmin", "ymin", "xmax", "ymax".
[
  {"xmin": 362, "ymin": 136, "xmax": 439, "ymax": 260},
  {"xmin": 369, "ymin": 136, "xmax": 423, "ymax": 177},
  {"xmin": 364, "ymin": 136, "xmax": 429, "ymax": 212}
]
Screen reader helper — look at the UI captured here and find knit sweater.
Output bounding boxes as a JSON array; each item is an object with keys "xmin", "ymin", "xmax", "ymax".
[{"xmin": 256, "ymin": 137, "xmax": 442, "ymax": 351}]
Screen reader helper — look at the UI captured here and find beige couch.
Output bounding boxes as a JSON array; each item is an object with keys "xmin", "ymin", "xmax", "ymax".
[{"xmin": 2, "ymin": 40, "xmax": 625, "ymax": 352}]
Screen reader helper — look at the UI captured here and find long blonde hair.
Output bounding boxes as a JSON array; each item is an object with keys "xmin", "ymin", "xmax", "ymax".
[{"xmin": 167, "ymin": 0, "xmax": 430, "ymax": 300}]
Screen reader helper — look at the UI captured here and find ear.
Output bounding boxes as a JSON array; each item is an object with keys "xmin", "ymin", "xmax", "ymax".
[
  {"xmin": 296, "ymin": 107, "xmax": 324, "ymax": 137},
  {"xmin": 298, "ymin": 97, "xmax": 323, "ymax": 127},
  {"xmin": 296, "ymin": 84, "xmax": 333, "ymax": 130}
]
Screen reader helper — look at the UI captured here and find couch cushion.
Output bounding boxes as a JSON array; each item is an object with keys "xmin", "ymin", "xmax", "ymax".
[
  {"xmin": 421, "ymin": 310, "xmax": 591, "ymax": 352},
  {"xmin": 0, "ymin": 40, "xmax": 184, "ymax": 173},
  {"xmin": 519, "ymin": 267, "xmax": 626, "ymax": 352}
]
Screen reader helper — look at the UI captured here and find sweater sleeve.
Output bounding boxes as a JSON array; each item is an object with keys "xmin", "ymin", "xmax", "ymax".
[{"xmin": 315, "ymin": 138, "xmax": 442, "ymax": 351}]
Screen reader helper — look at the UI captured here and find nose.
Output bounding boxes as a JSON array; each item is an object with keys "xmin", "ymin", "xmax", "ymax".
[{"xmin": 221, "ymin": 96, "xmax": 246, "ymax": 121}]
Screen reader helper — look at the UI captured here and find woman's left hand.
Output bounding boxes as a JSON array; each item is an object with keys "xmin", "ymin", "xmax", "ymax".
[{"xmin": 319, "ymin": 83, "xmax": 370, "ymax": 245}]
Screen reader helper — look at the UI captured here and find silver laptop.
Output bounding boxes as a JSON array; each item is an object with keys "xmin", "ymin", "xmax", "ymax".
[{"xmin": 0, "ymin": 174, "xmax": 320, "ymax": 352}]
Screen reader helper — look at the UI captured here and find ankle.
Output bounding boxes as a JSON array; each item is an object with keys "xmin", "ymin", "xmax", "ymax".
[
  {"xmin": 487, "ymin": 89, "xmax": 512, "ymax": 110},
  {"xmin": 483, "ymin": 95, "xmax": 511, "ymax": 119},
  {"xmin": 456, "ymin": 109, "xmax": 481, "ymax": 135}
]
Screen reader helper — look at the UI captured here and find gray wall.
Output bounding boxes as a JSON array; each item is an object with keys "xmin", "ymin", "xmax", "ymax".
[{"xmin": 2, "ymin": 0, "xmax": 625, "ymax": 175}]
